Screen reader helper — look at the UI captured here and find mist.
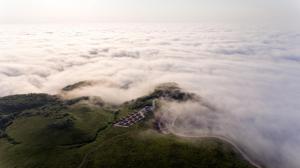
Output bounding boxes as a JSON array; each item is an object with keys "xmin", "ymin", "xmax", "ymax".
[{"xmin": 0, "ymin": 23, "xmax": 300, "ymax": 168}]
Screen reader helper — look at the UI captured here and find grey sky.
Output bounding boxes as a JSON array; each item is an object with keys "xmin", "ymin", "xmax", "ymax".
[{"xmin": 0, "ymin": 0, "xmax": 299, "ymax": 23}]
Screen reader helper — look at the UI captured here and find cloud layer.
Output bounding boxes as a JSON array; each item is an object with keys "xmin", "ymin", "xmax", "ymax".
[{"xmin": 0, "ymin": 23, "xmax": 300, "ymax": 168}]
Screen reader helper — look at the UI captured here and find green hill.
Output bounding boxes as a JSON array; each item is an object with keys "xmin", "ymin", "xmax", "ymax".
[{"xmin": 0, "ymin": 83, "xmax": 257, "ymax": 168}]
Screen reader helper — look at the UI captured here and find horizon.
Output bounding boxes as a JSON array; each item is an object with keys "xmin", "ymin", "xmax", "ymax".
[{"xmin": 0, "ymin": 0, "xmax": 299, "ymax": 23}]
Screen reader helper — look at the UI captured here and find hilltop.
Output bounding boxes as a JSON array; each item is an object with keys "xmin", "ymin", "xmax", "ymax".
[{"xmin": 0, "ymin": 83, "xmax": 257, "ymax": 168}]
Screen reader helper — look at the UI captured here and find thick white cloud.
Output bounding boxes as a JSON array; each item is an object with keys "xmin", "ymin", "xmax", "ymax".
[{"xmin": 0, "ymin": 23, "xmax": 300, "ymax": 167}]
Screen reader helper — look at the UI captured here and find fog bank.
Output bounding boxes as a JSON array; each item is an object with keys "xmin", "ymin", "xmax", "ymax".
[{"xmin": 0, "ymin": 23, "xmax": 300, "ymax": 168}]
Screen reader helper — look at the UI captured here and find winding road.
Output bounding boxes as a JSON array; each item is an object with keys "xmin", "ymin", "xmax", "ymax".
[
  {"xmin": 170, "ymin": 132, "xmax": 262, "ymax": 168},
  {"xmin": 169, "ymin": 117, "xmax": 262, "ymax": 168}
]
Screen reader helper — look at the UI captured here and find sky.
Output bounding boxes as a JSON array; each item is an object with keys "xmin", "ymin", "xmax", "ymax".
[{"xmin": 0, "ymin": 0, "xmax": 299, "ymax": 23}]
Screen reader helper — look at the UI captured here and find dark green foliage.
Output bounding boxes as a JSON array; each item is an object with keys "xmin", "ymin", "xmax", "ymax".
[
  {"xmin": 150, "ymin": 82, "xmax": 197, "ymax": 101},
  {"xmin": 64, "ymin": 97, "xmax": 90, "ymax": 106},
  {"xmin": 62, "ymin": 81, "xmax": 93, "ymax": 92},
  {"xmin": 0, "ymin": 115, "xmax": 14, "ymax": 129},
  {"xmin": 0, "ymin": 94, "xmax": 61, "ymax": 114},
  {"xmin": 129, "ymin": 98, "xmax": 153, "ymax": 110},
  {"xmin": 0, "ymin": 130, "xmax": 6, "ymax": 138},
  {"xmin": 128, "ymin": 82, "xmax": 197, "ymax": 110}
]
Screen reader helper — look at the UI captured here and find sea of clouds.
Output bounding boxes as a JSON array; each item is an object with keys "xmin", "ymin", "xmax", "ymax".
[{"xmin": 0, "ymin": 23, "xmax": 300, "ymax": 168}]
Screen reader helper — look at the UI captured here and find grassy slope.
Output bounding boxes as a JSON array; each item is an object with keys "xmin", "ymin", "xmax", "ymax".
[
  {"xmin": 82, "ymin": 124, "xmax": 255, "ymax": 168},
  {"xmin": 0, "ymin": 103, "xmax": 114, "ymax": 168},
  {"xmin": 0, "ymin": 94, "xmax": 256, "ymax": 168}
]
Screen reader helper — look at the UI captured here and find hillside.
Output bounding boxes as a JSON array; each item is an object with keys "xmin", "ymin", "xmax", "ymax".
[{"xmin": 0, "ymin": 83, "xmax": 257, "ymax": 168}]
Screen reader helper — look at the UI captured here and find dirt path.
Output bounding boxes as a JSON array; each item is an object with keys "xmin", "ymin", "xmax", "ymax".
[
  {"xmin": 169, "ymin": 117, "xmax": 262, "ymax": 168},
  {"xmin": 171, "ymin": 132, "xmax": 262, "ymax": 168}
]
